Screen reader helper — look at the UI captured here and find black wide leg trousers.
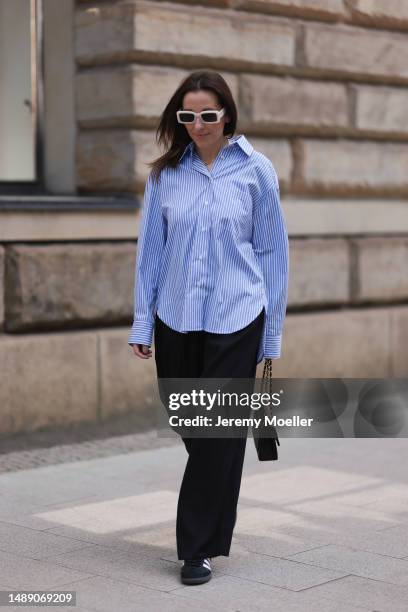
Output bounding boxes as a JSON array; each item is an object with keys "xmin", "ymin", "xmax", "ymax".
[{"xmin": 154, "ymin": 307, "xmax": 265, "ymax": 560}]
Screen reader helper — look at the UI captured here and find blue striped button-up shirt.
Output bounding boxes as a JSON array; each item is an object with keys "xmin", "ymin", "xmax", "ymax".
[{"xmin": 128, "ymin": 134, "xmax": 289, "ymax": 364}]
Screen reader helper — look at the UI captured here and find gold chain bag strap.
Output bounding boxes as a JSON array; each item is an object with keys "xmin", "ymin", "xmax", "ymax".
[
  {"xmin": 253, "ymin": 358, "xmax": 280, "ymax": 461},
  {"xmin": 262, "ymin": 358, "xmax": 273, "ymax": 391}
]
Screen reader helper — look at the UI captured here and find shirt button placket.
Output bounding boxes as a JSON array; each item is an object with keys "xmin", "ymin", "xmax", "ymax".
[{"xmin": 196, "ymin": 195, "xmax": 211, "ymax": 286}]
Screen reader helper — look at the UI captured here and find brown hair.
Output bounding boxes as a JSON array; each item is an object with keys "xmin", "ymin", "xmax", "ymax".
[{"xmin": 148, "ymin": 70, "xmax": 237, "ymax": 182}]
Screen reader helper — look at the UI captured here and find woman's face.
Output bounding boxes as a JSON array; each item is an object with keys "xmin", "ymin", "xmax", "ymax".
[{"xmin": 181, "ymin": 89, "xmax": 230, "ymax": 148}]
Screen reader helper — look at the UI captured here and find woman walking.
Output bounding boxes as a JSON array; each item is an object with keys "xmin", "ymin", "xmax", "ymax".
[{"xmin": 129, "ymin": 70, "xmax": 289, "ymax": 585}]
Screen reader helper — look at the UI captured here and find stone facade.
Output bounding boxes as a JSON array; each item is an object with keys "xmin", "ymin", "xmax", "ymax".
[{"xmin": 1, "ymin": 0, "xmax": 408, "ymax": 435}]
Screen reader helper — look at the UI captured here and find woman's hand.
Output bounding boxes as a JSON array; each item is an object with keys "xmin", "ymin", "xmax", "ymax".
[{"xmin": 132, "ymin": 344, "xmax": 152, "ymax": 359}]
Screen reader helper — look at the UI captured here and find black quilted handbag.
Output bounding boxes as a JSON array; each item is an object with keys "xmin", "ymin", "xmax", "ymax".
[{"xmin": 253, "ymin": 358, "xmax": 280, "ymax": 461}]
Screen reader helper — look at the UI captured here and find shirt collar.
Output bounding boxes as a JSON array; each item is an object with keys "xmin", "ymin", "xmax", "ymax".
[{"xmin": 179, "ymin": 134, "xmax": 253, "ymax": 163}]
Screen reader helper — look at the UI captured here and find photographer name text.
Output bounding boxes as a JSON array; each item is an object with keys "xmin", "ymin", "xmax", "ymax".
[{"xmin": 168, "ymin": 415, "xmax": 314, "ymax": 428}]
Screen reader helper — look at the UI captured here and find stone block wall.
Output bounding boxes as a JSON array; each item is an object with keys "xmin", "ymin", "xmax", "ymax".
[
  {"xmin": 1, "ymin": 0, "xmax": 407, "ymax": 435},
  {"xmin": 75, "ymin": 1, "xmax": 408, "ymax": 196}
]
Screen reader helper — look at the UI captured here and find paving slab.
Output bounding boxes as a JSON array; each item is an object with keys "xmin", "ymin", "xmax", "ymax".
[
  {"xmin": 280, "ymin": 497, "xmax": 396, "ymax": 532},
  {"xmin": 0, "ymin": 549, "xmax": 95, "ymax": 590},
  {"xmin": 328, "ymin": 525, "xmax": 408, "ymax": 558},
  {"xmin": 202, "ymin": 547, "xmax": 349, "ymax": 591},
  {"xmin": 242, "ymin": 519, "xmax": 408, "ymax": 552},
  {"xmin": 331, "ymin": 482, "xmax": 408, "ymax": 508},
  {"xmin": 33, "ymin": 490, "xmax": 179, "ymax": 534},
  {"xmin": 44, "ymin": 523, "xmax": 177, "ymax": 559},
  {"xmin": 303, "ymin": 574, "xmax": 408, "ymax": 612},
  {"xmin": 239, "ymin": 465, "xmax": 383, "ymax": 505},
  {"xmin": 287, "ymin": 544, "xmax": 408, "ymax": 585},
  {"xmin": 232, "ymin": 529, "xmax": 329, "ymax": 558},
  {"xmin": 0, "ymin": 520, "xmax": 97, "ymax": 560}
]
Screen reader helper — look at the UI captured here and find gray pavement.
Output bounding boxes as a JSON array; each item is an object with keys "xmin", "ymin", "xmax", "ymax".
[{"xmin": 0, "ymin": 434, "xmax": 408, "ymax": 611}]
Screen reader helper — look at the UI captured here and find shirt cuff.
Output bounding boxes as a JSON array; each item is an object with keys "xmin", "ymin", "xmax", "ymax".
[
  {"xmin": 264, "ymin": 333, "xmax": 282, "ymax": 359},
  {"xmin": 128, "ymin": 319, "xmax": 154, "ymax": 347}
]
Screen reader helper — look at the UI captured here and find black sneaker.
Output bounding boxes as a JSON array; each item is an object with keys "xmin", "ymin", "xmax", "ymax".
[{"xmin": 181, "ymin": 557, "xmax": 212, "ymax": 585}]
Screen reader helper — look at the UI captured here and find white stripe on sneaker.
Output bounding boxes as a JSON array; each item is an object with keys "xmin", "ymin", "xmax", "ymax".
[{"xmin": 203, "ymin": 558, "xmax": 211, "ymax": 570}]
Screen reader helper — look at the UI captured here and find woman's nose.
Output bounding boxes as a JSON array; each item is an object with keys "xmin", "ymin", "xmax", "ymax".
[{"xmin": 193, "ymin": 116, "xmax": 205, "ymax": 128}]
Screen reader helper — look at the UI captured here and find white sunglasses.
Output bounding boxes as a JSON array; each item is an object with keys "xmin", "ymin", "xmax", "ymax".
[{"xmin": 176, "ymin": 108, "xmax": 226, "ymax": 124}]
